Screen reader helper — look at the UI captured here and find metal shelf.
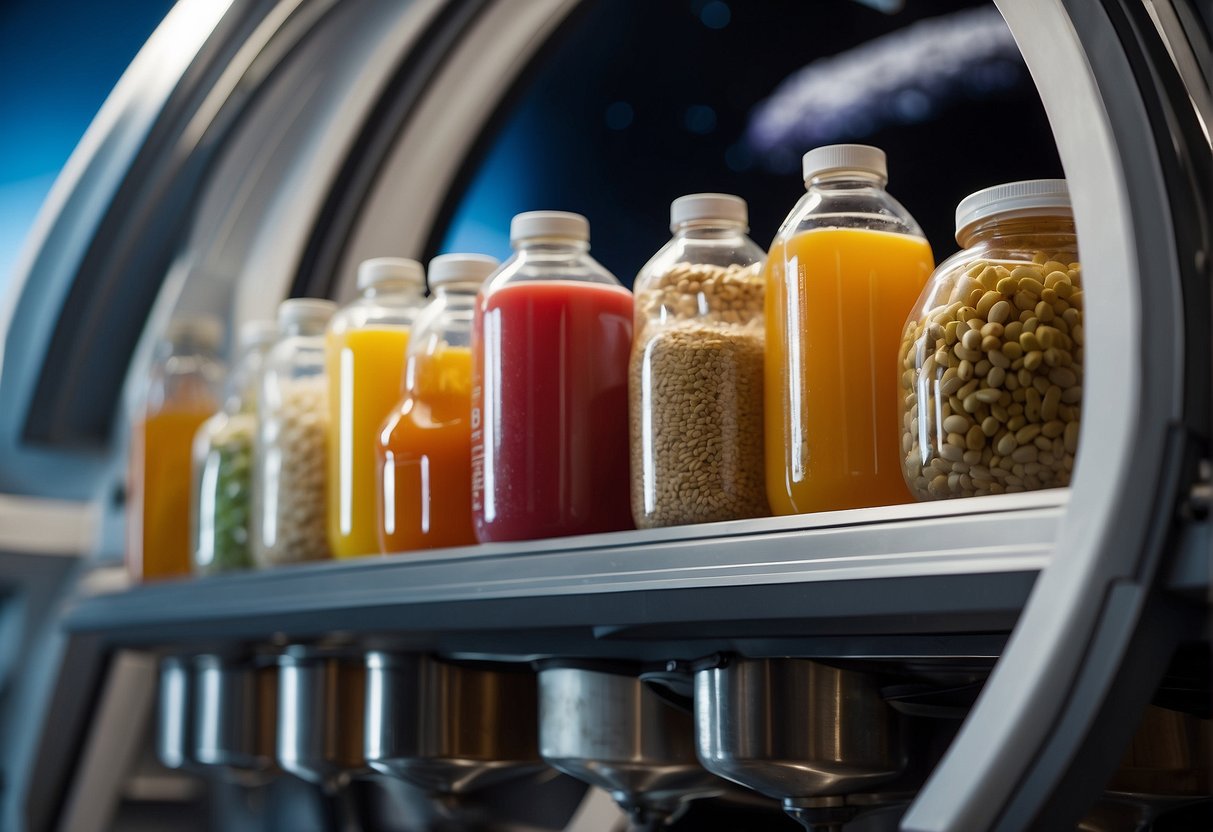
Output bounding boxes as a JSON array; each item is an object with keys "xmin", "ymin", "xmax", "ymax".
[{"xmin": 63, "ymin": 492, "xmax": 1066, "ymax": 660}]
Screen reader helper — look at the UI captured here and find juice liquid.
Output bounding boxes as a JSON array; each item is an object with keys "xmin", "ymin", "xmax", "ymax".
[
  {"xmin": 128, "ymin": 406, "xmax": 216, "ymax": 580},
  {"xmin": 472, "ymin": 280, "xmax": 634, "ymax": 542},
  {"xmin": 377, "ymin": 347, "xmax": 475, "ymax": 552},
  {"xmin": 326, "ymin": 326, "xmax": 410, "ymax": 557},
  {"xmin": 764, "ymin": 227, "xmax": 933, "ymax": 514}
]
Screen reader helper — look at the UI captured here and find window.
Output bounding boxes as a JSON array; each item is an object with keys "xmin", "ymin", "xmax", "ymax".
[{"xmin": 433, "ymin": 0, "xmax": 1061, "ymax": 283}]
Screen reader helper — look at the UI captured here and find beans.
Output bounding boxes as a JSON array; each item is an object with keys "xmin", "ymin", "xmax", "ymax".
[
  {"xmin": 899, "ymin": 252, "xmax": 1083, "ymax": 499},
  {"xmin": 194, "ymin": 413, "xmax": 256, "ymax": 575},
  {"xmin": 256, "ymin": 377, "xmax": 330, "ymax": 565},
  {"xmin": 631, "ymin": 261, "xmax": 767, "ymax": 527}
]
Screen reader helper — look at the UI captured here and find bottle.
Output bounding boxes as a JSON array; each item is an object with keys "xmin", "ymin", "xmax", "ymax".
[
  {"xmin": 630, "ymin": 194, "xmax": 769, "ymax": 528},
  {"xmin": 325, "ymin": 258, "xmax": 425, "ymax": 558},
  {"xmin": 472, "ymin": 211, "xmax": 634, "ymax": 542},
  {"xmin": 190, "ymin": 319, "xmax": 277, "ymax": 576},
  {"xmin": 377, "ymin": 253, "xmax": 500, "ymax": 552},
  {"xmin": 764, "ymin": 144, "xmax": 934, "ymax": 515},
  {"xmin": 899, "ymin": 179, "xmax": 1082, "ymax": 499},
  {"xmin": 128, "ymin": 316, "xmax": 224, "ymax": 581},
  {"xmin": 255, "ymin": 299, "xmax": 337, "ymax": 567}
]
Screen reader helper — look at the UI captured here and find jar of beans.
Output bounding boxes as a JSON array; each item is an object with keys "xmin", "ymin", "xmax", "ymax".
[
  {"xmin": 629, "ymin": 194, "xmax": 769, "ymax": 528},
  {"xmin": 899, "ymin": 180, "xmax": 1083, "ymax": 500},
  {"xmin": 254, "ymin": 299, "xmax": 337, "ymax": 566},
  {"xmin": 191, "ymin": 319, "xmax": 277, "ymax": 575}
]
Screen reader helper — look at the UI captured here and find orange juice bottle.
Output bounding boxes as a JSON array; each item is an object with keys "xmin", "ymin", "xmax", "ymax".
[
  {"xmin": 326, "ymin": 259, "xmax": 426, "ymax": 557},
  {"xmin": 764, "ymin": 145, "xmax": 934, "ymax": 515},
  {"xmin": 128, "ymin": 316, "xmax": 224, "ymax": 581},
  {"xmin": 377, "ymin": 253, "xmax": 499, "ymax": 552}
]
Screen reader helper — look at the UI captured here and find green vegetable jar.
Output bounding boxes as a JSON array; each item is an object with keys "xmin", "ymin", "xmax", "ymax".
[{"xmin": 190, "ymin": 320, "xmax": 277, "ymax": 575}]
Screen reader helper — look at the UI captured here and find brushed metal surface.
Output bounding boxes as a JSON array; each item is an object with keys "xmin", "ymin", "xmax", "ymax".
[
  {"xmin": 694, "ymin": 658, "xmax": 905, "ymax": 800},
  {"xmin": 276, "ymin": 648, "xmax": 367, "ymax": 789},
  {"xmin": 540, "ymin": 666, "xmax": 724, "ymax": 823},
  {"xmin": 364, "ymin": 652, "xmax": 543, "ymax": 794},
  {"xmin": 192, "ymin": 654, "xmax": 277, "ymax": 781}
]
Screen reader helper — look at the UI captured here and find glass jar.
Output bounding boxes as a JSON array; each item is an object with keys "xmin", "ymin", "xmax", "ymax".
[
  {"xmin": 190, "ymin": 320, "xmax": 277, "ymax": 576},
  {"xmin": 326, "ymin": 259, "xmax": 425, "ymax": 558},
  {"xmin": 127, "ymin": 316, "xmax": 225, "ymax": 582},
  {"xmin": 764, "ymin": 144, "xmax": 934, "ymax": 515},
  {"xmin": 630, "ymin": 194, "xmax": 768, "ymax": 528},
  {"xmin": 255, "ymin": 299, "xmax": 337, "ymax": 567},
  {"xmin": 377, "ymin": 253, "xmax": 499, "ymax": 552},
  {"xmin": 899, "ymin": 179, "xmax": 1083, "ymax": 499},
  {"xmin": 472, "ymin": 211, "xmax": 634, "ymax": 543}
]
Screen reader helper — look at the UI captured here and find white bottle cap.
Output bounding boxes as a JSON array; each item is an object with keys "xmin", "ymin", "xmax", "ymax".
[
  {"xmin": 165, "ymin": 315, "xmax": 223, "ymax": 350},
  {"xmin": 802, "ymin": 144, "xmax": 887, "ymax": 184},
  {"xmin": 669, "ymin": 193, "xmax": 748, "ymax": 231},
  {"xmin": 428, "ymin": 253, "xmax": 500, "ymax": 288},
  {"xmin": 954, "ymin": 179, "xmax": 1071, "ymax": 241},
  {"xmin": 238, "ymin": 319, "xmax": 279, "ymax": 348},
  {"xmin": 509, "ymin": 211, "xmax": 589, "ymax": 245},
  {"xmin": 277, "ymin": 298, "xmax": 337, "ymax": 328},
  {"xmin": 356, "ymin": 257, "xmax": 424, "ymax": 292}
]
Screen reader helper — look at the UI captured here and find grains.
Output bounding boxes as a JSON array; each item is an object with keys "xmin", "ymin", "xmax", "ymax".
[
  {"xmin": 630, "ymin": 261, "xmax": 767, "ymax": 527},
  {"xmin": 900, "ymin": 253, "xmax": 1083, "ymax": 500},
  {"xmin": 255, "ymin": 377, "xmax": 330, "ymax": 565}
]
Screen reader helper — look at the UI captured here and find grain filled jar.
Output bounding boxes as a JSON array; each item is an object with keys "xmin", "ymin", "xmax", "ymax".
[
  {"xmin": 326, "ymin": 259, "xmax": 426, "ymax": 558},
  {"xmin": 191, "ymin": 320, "xmax": 277, "ymax": 576},
  {"xmin": 254, "ymin": 299, "xmax": 337, "ymax": 567},
  {"xmin": 765, "ymin": 145, "xmax": 934, "ymax": 515},
  {"xmin": 472, "ymin": 211, "xmax": 634, "ymax": 543},
  {"xmin": 899, "ymin": 179, "xmax": 1083, "ymax": 500},
  {"xmin": 630, "ymin": 194, "xmax": 768, "ymax": 528}
]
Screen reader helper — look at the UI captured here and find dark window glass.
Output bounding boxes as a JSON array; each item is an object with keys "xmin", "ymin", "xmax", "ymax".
[{"xmin": 433, "ymin": 0, "xmax": 1061, "ymax": 284}]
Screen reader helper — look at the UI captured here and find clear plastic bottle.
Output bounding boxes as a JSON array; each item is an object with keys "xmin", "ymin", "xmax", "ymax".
[
  {"xmin": 377, "ymin": 253, "xmax": 499, "ymax": 552},
  {"xmin": 190, "ymin": 320, "xmax": 277, "ymax": 576},
  {"xmin": 764, "ymin": 145, "xmax": 934, "ymax": 515},
  {"xmin": 325, "ymin": 259, "xmax": 426, "ymax": 558},
  {"xmin": 472, "ymin": 211, "xmax": 634, "ymax": 543},
  {"xmin": 630, "ymin": 194, "xmax": 768, "ymax": 528},
  {"xmin": 899, "ymin": 179, "xmax": 1082, "ymax": 500},
  {"xmin": 255, "ymin": 299, "xmax": 337, "ymax": 567},
  {"xmin": 127, "ymin": 316, "xmax": 225, "ymax": 582}
]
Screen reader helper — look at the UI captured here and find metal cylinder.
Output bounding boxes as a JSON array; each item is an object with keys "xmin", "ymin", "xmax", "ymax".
[
  {"xmin": 694, "ymin": 658, "xmax": 905, "ymax": 802},
  {"xmin": 540, "ymin": 665, "xmax": 723, "ymax": 824},
  {"xmin": 276, "ymin": 647, "xmax": 368, "ymax": 789},
  {"xmin": 192, "ymin": 653, "xmax": 277, "ymax": 779},
  {"xmin": 365, "ymin": 652, "xmax": 543, "ymax": 794},
  {"xmin": 156, "ymin": 655, "xmax": 196, "ymax": 771}
]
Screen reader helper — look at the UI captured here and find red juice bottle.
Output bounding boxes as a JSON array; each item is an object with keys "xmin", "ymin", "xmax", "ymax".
[{"xmin": 472, "ymin": 211, "xmax": 635, "ymax": 542}]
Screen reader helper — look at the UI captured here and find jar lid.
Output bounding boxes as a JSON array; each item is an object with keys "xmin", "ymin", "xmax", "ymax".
[
  {"xmin": 238, "ymin": 319, "xmax": 278, "ymax": 348},
  {"xmin": 509, "ymin": 211, "xmax": 589, "ymax": 245},
  {"xmin": 165, "ymin": 315, "xmax": 223, "ymax": 350},
  {"xmin": 428, "ymin": 253, "xmax": 500, "ymax": 288},
  {"xmin": 802, "ymin": 144, "xmax": 887, "ymax": 184},
  {"xmin": 356, "ymin": 257, "xmax": 424, "ymax": 292},
  {"xmin": 670, "ymin": 193, "xmax": 747, "ymax": 231},
  {"xmin": 277, "ymin": 298, "xmax": 336, "ymax": 328},
  {"xmin": 955, "ymin": 179, "xmax": 1071, "ymax": 241}
]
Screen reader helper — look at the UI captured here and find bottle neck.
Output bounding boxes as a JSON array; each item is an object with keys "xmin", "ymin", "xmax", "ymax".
[
  {"xmin": 432, "ymin": 284, "xmax": 480, "ymax": 306},
  {"xmin": 514, "ymin": 238, "xmax": 590, "ymax": 255},
  {"xmin": 360, "ymin": 281, "xmax": 423, "ymax": 301},
  {"xmin": 281, "ymin": 319, "xmax": 328, "ymax": 338},
  {"xmin": 806, "ymin": 170, "xmax": 887, "ymax": 191},
  {"xmin": 672, "ymin": 219, "xmax": 748, "ymax": 239},
  {"xmin": 958, "ymin": 215, "xmax": 1076, "ymax": 249}
]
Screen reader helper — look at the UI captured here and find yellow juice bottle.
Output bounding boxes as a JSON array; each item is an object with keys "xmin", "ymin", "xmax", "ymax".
[
  {"xmin": 326, "ymin": 259, "xmax": 425, "ymax": 557},
  {"xmin": 764, "ymin": 145, "xmax": 934, "ymax": 515}
]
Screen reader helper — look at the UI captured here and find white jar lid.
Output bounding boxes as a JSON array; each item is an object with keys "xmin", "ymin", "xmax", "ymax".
[
  {"xmin": 670, "ymin": 193, "xmax": 747, "ymax": 231},
  {"xmin": 955, "ymin": 179, "xmax": 1071, "ymax": 241},
  {"xmin": 509, "ymin": 211, "xmax": 589, "ymax": 245},
  {"xmin": 802, "ymin": 144, "xmax": 887, "ymax": 184},
  {"xmin": 428, "ymin": 253, "xmax": 500, "ymax": 288},
  {"xmin": 356, "ymin": 257, "xmax": 424, "ymax": 292},
  {"xmin": 165, "ymin": 315, "xmax": 223, "ymax": 350},
  {"xmin": 238, "ymin": 319, "xmax": 279, "ymax": 347},
  {"xmin": 277, "ymin": 298, "xmax": 336, "ymax": 328}
]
